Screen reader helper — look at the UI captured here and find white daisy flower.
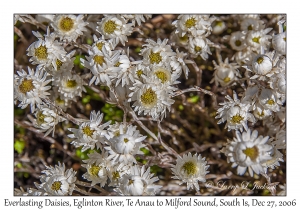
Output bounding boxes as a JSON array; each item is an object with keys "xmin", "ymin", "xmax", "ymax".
[
  {"xmin": 69, "ymin": 110, "xmax": 110, "ymax": 152},
  {"xmin": 105, "ymin": 124, "xmax": 146, "ymax": 164},
  {"xmin": 132, "ymin": 62, "xmax": 148, "ymax": 81},
  {"xmin": 107, "ymin": 122, "xmax": 128, "ymax": 138},
  {"xmin": 188, "ymin": 36, "xmax": 212, "ymax": 60},
  {"xmin": 113, "ymin": 53, "xmax": 134, "ymax": 87},
  {"xmin": 212, "ymin": 19, "xmax": 226, "ymax": 35},
  {"xmin": 172, "ymin": 15, "xmax": 215, "ymax": 37},
  {"xmin": 82, "ymin": 151, "xmax": 109, "ymax": 187},
  {"xmin": 36, "ymin": 162, "xmax": 76, "ymax": 195},
  {"xmin": 27, "ymin": 28, "xmax": 66, "ymax": 68},
  {"xmin": 91, "ymin": 34, "xmax": 114, "ymax": 52},
  {"xmin": 253, "ymin": 104, "xmax": 272, "ymax": 120},
  {"xmin": 33, "ymin": 104, "xmax": 65, "ymax": 137},
  {"xmin": 169, "ymin": 49, "xmax": 191, "ymax": 79},
  {"xmin": 140, "ymin": 38, "xmax": 176, "ymax": 66},
  {"xmin": 56, "ymin": 73, "xmax": 86, "ymax": 100},
  {"xmin": 122, "ymin": 14, "xmax": 152, "ymax": 26},
  {"xmin": 96, "ymin": 15, "xmax": 133, "ymax": 46},
  {"xmin": 216, "ymin": 91, "xmax": 255, "ymax": 131},
  {"xmin": 47, "ymin": 50, "xmax": 76, "ymax": 73},
  {"xmin": 240, "ymin": 17, "xmax": 264, "ymax": 31},
  {"xmin": 228, "ymin": 31, "xmax": 247, "ymax": 51},
  {"xmin": 170, "ymin": 32, "xmax": 189, "ymax": 47},
  {"xmin": 115, "ymin": 165, "xmax": 161, "ymax": 195},
  {"xmin": 52, "ymin": 14, "xmax": 88, "ymax": 42},
  {"xmin": 80, "ymin": 46, "xmax": 119, "ymax": 86},
  {"xmin": 171, "ymin": 152, "xmax": 209, "ymax": 191},
  {"xmin": 211, "ymin": 57, "xmax": 240, "ymax": 87},
  {"xmin": 226, "ymin": 105, "xmax": 255, "ymax": 131},
  {"xmin": 258, "ymin": 88, "xmax": 281, "ymax": 112},
  {"xmin": 272, "ymin": 18, "xmax": 286, "ymax": 55},
  {"xmin": 107, "ymin": 162, "xmax": 131, "ymax": 187},
  {"xmin": 128, "ymin": 82, "xmax": 175, "ymax": 120},
  {"xmin": 14, "ymin": 66, "xmax": 51, "ymax": 112},
  {"xmin": 261, "ymin": 145, "xmax": 284, "ymax": 172},
  {"xmin": 245, "ymin": 28, "xmax": 272, "ymax": 52},
  {"xmin": 149, "ymin": 63, "xmax": 181, "ymax": 87},
  {"xmin": 222, "ymin": 129, "xmax": 273, "ymax": 177}
]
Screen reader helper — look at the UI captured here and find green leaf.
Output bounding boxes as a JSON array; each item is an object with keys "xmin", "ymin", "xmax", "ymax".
[
  {"xmin": 14, "ymin": 139, "xmax": 25, "ymax": 154},
  {"xmin": 74, "ymin": 55, "xmax": 85, "ymax": 69},
  {"xmin": 187, "ymin": 95, "xmax": 200, "ymax": 103}
]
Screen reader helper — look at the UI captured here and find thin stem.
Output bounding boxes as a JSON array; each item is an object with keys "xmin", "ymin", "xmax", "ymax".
[
  {"xmin": 14, "ymin": 119, "xmax": 77, "ymax": 159},
  {"xmin": 42, "ymin": 98, "xmax": 81, "ymax": 125},
  {"xmin": 172, "ymin": 86, "xmax": 218, "ymax": 108}
]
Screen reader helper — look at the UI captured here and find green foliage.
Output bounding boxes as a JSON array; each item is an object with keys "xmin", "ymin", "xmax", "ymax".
[
  {"xmin": 150, "ymin": 165, "xmax": 163, "ymax": 175},
  {"xmin": 86, "ymin": 38, "xmax": 93, "ymax": 45},
  {"xmin": 14, "ymin": 139, "xmax": 25, "ymax": 154},
  {"xmin": 74, "ymin": 55, "xmax": 85, "ymax": 69},
  {"xmin": 75, "ymin": 148, "xmax": 99, "ymax": 160},
  {"xmin": 187, "ymin": 95, "xmax": 200, "ymax": 103},
  {"xmin": 101, "ymin": 103, "xmax": 123, "ymax": 123},
  {"xmin": 140, "ymin": 147, "xmax": 151, "ymax": 156}
]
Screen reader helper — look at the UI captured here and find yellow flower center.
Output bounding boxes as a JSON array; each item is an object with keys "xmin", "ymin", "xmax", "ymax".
[
  {"xmin": 194, "ymin": 46, "xmax": 202, "ymax": 52},
  {"xmin": 124, "ymin": 138, "xmax": 129, "ymax": 143},
  {"xmin": 248, "ymin": 25, "xmax": 253, "ymax": 30},
  {"xmin": 114, "ymin": 61, "xmax": 121, "ymax": 67},
  {"xmin": 136, "ymin": 70, "xmax": 143, "ymax": 78},
  {"xmin": 256, "ymin": 57, "xmax": 264, "ymax": 64},
  {"xmin": 231, "ymin": 114, "xmax": 244, "ymax": 124},
  {"xmin": 35, "ymin": 45, "xmax": 48, "ymax": 60},
  {"xmin": 56, "ymin": 59, "xmax": 63, "ymax": 70},
  {"xmin": 185, "ymin": 17, "xmax": 196, "ymax": 28},
  {"xmin": 19, "ymin": 79, "xmax": 34, "ymax": 94},
  {"xmin": 283, "ymin": 37, "xmax": 286, "ymax": 42},
  {"xmin": 56, "ymin": 97, "xmax": 64, "ymax": 105},
  {"xmin": 235, "ymin": 40, "xmax": 242, "ymax": 47},
  {"xmin": 140, "ymin": 88, "xmax": 157, "ymax": 107},
  {"xmin": 104, "ymin": 20, "xmax": 117, "ymax": 34},
  {"xmin": 112, "ymin": 171, "xmax": 120, "ymax": 180},
  {"xmin": 215, "ymin": 21, "xmax": 223, "ymax": 27},
  {"xmin": 252, "ymin": 36, "xmax": 261, "ymax": 43},
  {"xmin": 179, "ymin": 34, "xmax": 188, "ymax": 43},
  {"xmin": 59, "ymin": 17, "xmax": 74, "ymax": 32},
  {"xmin": 51, "ymin": 181, "xmax": 62, "ymax": 191},
  {"xmin": 82, "ymin": 125, "xmax": 95, "ymax": 137},
  {"xmin": 37, "ymin": 111, "xmax": 46, "ymax": 125},
  {"xmin": 181, "ymin": 161, "xmax": 198, "ymax": 175},
  {"xmin": 93, "ymin": 55, "xmax": 105, "ymax": 65},
  {"xmin": 89, "ymin": 165, "xmax": 101, "ymax": 177},
  {"xmin": 66, "ymin": 79, "xmax": 77, "ymax": 88},
  {"xmin": 243, "ymin": 146, "xmax": 259, "ymax": 161},
  {"xmin": 223, "ymin": 77, "xmax": 231, "ymax": 83},
  {"xmin": 154, "ymin": 69, "xmax": 170, "ymax": 83},
  {"xmin": 267, "ymin": 99, "xmax": 275, "ymax": 105},
  {"xmin": 96, "ymin": 42, "xmax": 104, "ymax": 51},
  {"xmin": 257, "ymin": 111, "xmax": 265, "ymax": 117},
  {"xmin": 128, "ymin": 179, "xmax": 134, "ymax": 185},
  {"xmin": 149, "ymin": 51, "xmax": 162, "ymax": 64}
]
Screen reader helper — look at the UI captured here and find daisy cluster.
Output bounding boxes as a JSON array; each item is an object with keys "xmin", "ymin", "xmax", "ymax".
[
  {"xmin": 215, "ymin": 16, "xmax": 286, "ymax": 177},
  {"xmin": 14, "ymin": 14, "xmax": 286, "ymax": 196}
]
